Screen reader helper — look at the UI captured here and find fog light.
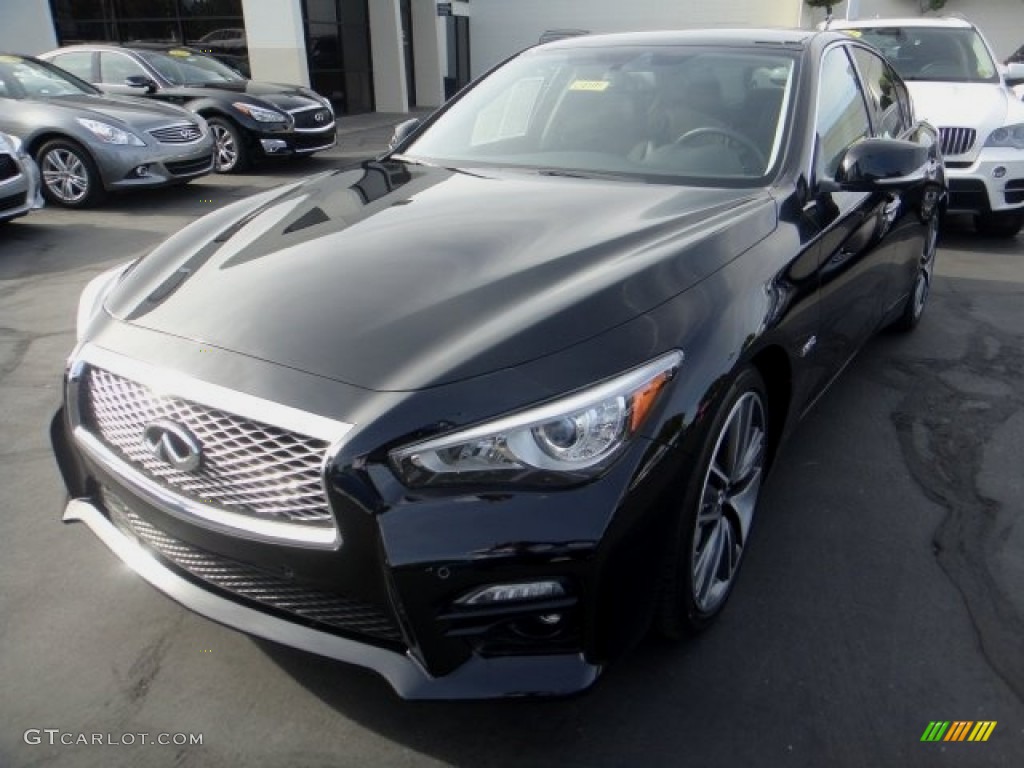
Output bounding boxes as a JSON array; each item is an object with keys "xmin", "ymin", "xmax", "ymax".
[
  {"xmin": 133, "ymin": 165, "xmax": 151, "ymax": 178},
  {"xmin": 993, "ymin": 166, "xmax": 1007, "ymax": 179},
  {"xmin": 260, "ymin": 138, "xmax": 288, "ymax": 153},
  {"xmin": 537, "ymin": 613, "xmax": 562, "ymax": 625},
  {"xmin": 456, "ymin": 581, "xmax": 565, "ymax": 606}
]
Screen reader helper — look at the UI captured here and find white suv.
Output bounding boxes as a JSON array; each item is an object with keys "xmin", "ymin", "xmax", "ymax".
[{"xmin": 831, "ymin": 17, "xmax": 1024, "ymax": 237}]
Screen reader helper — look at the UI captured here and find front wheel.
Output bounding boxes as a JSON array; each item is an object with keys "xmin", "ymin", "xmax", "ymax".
[
  {"xmin": 974, "ymin": 211, "xmax": 1023, "ymax": 238},
  {"xmin": 890, "ymin": 212, "xmax": 939, "ymax": 333},
  {"xmin": 657, "ymin": 367, "xmax": 768, "ymax": 638},
  {"xmin": 208, "ymin": 117, "xmax": 249, "ymax": 173},
  {"xmin": 36, "ymin": 139, "xmax": 105, "ymax": 208}
]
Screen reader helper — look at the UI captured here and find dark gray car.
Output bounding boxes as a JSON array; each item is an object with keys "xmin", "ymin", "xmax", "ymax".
[{"xmin": 0, "ymin": 54, "xmax": 214, "ymax": 207}]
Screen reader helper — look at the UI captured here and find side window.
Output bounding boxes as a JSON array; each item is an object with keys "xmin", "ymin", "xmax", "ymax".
[
  {"xmin": 850, "ymin": 47, "xmax": 907, "ymax": 138},
  {"xmin": 99, "ymin": 52, "xmax": 147, "ymax": 85},
  {"xmin": 892, "ymin": 74, "xmax": 913, "ymax": 126},
  {"xmin": 50, "ymin": 51, "xmax": 94, "ymax": 82},
  {"xmin": 816, "ymin": 47, "xmax": 871, "ymax": 178}
]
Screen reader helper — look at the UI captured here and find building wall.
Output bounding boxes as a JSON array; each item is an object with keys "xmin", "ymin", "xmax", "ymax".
[
  {"xmin": 0, "ymin": 1, "xmax": 57, "ymax": 55},
  {"xmin": 811, "ymin": 0, "xmax": 1022, "ymax": 61},
  {"xmin": 467, "ymin": 0, "xmax": 805, "ymax": 78},
  {"xmin": 242, "ymin": 0, "xmax": 310, "ymax": 87}
]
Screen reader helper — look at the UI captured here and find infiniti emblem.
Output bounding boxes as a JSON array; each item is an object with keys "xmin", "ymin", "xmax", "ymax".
[
  {"xmin": 143, "ymin": 420, "xmax": 202, "ymax": 472},
  {"xmin": 314, "ymin": 111, "xmax": 326, "ymax": 123}
]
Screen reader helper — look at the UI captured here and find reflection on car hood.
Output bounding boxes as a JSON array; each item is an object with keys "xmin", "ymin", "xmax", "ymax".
[
  {"xmin": 43, "ymin": 93, "xmax": 195, "ymax": 129},
  {"xmin": 106, "ymin": 161, "xmax": 777, "ymax": 391},
  {"xmin": 165, "ymin": 81, "xmax": 323, "ymax": 111},
  {"xmin": 906, "ymin": 81, "xmax": 1024, "ymax": 131}
]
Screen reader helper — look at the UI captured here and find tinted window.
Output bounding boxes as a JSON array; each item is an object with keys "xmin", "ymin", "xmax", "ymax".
[
  {"xmin": 850, "ymin": 47, "xmax": 907, "ymax": 138},
  {"xmin": 99, "ymin": 52, "xmax": 147, "ymax": 84},
  {"xmin": 848, "ymin": 26, "xmax": 998, "ymax": 83},
  {"xmin": 816, "ymin": 47, "xmax": 871, "ymax": 178},
  {"xmin": 50, "ymin": 51, "xmax": 94, "ymax": 81}
]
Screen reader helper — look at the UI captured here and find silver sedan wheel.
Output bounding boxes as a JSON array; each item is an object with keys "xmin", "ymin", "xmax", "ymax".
[
  {"xmin": 691, "ymin": 390, "xmax": 766, "ymax": 613},
  {"xmin": 212, "ymin": 123, "xmax": 238, "ymax": 171},
  {"xmin": 40, "ymin": 148, "xmax": 90, "ymax": 204}
]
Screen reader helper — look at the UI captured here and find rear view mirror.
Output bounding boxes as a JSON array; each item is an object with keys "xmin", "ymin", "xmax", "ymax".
[
  {"xmin": 124, "ymin": 75, "xmax": 157, "ymax": 93},
  {"xmin": 389, "ymin": 118, "xmax": 422, "ymax": 150},
  {"xmin": 830, "ymin": 138, "xmax": 938, "ymax": 192},
  {"xmin": 1005, "ymin": 62, "xmax": 1024, "ymax": 88}
]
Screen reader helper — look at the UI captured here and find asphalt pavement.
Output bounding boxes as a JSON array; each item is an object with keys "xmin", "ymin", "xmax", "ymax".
[{"xmin": 0, "ymin": 124, "xmax": 1021, "ymax": 767}]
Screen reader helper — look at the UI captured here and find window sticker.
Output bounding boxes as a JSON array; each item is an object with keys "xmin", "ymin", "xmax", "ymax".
[{"xmin": 569, "ymin": 79, "xmax": 610, "ymax": 92}]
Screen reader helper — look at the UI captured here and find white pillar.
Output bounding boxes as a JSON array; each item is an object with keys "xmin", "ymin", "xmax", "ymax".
[
  {"xmin": 411, "ymin": 0, "xmax": 445, "ymax": 107},
  {"xmin": 0, "ymin": 1, "xmax": 57, "ymax": 54},
  {"xmin": 369, "ymin": 0, "xmax": 408, "ymax": 113},
  {"xmin": 241, "ymin": 0, "xmax": 310, "ymax": 87}
]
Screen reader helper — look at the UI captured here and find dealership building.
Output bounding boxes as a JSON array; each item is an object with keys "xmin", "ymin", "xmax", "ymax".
[{"xmin": 2, "ymin": 0, "xmax": 1020, "ymax": 114}]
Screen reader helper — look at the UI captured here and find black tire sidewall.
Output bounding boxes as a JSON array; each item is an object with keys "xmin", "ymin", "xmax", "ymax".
[
  {"xmin": 657, "ymin": 366, "xmax": 768, "ymax": 638},
  {"xmin": 36, "ymin": 139, "xmax": 104, "ymax": 208}
]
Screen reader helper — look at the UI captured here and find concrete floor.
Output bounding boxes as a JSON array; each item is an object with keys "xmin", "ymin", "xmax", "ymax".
[{"xmin": 0, "ymin": 142, "xmax": 1022, "ymax": 768}]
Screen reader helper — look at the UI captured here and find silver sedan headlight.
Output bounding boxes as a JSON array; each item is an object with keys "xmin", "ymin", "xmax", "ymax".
[
  {"xmin": 984, "ymin": 123, "xmax": 1024, "ymax": 149},
  {"xmin": 390, "ymin": 351, "xmax": 683, "ymax": 488},
  {"xmin": 76, "ymin": 118, "xmax": 145, "ymax": 146}
]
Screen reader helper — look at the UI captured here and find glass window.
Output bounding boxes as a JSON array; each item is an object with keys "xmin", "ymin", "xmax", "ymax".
[
  {"xmin": 816, "ymin": 47, "xmax": 871, "ymax": 178},
  {"xmin": 850, "ymin": 26, "xmax": 999, "ymax": 84},
  {"xmin": 115, "ymin": 0, "xmax": 177, "ymax": 19},
  {"xmin": 850, "ymin": 47, "xmax": 907, "ymax": 138},
  {"xmin": 137, "ymin": 50, "xmax": 244, "ymax": 85},
  {"xmin": 99, "ymin": 52, "xmax": 148, "ymax": 84},
  {"xmin": 0, "ymin": 57, "xmax": 95, "ymax": 99},
  {"xmin": 49, "ymin": 51, "xmax": 94, "ymax": 81}
]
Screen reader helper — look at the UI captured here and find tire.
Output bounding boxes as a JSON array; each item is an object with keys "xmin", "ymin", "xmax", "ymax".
[
  {"xmin": 974, "ymin": 211, "xmax": 1023, "ymax": 238},
  {"xmin": 36, "ymin": 139, "xmax": 105, "ymax": 208},
  {"xmin": 890, "ymin": 211, "xmax": 939, "ymax": 333},
  {"xmin": 208, "ymin": 117, "xmax": 249, "ymax": 173},
  {"xmin": 657, "ymin": 366, "xmax": 769, "ymax": 638}
]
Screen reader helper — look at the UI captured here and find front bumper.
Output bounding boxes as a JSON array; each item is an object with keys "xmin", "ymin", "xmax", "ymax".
[
  {"xmin": 93, "ymin": 136, "xmax": 215, "ymax": 191},
  {"xmin": 50, "ymin": 336, "xmax": 679, "ymax": 698},
  {"xmin": 61, "ymin": 497, "xmax": 599, "ymax": 699},
  {"xmin": 0, "ymin": 152, "xmax": 44, "ymax": 222},
  {"xmin": 944, "ymin": 147, "xmax": 1024, "ymax": 214},
  {"xmin": 251, "ymin": 126, "xmax": 337, "ymax": 158}
]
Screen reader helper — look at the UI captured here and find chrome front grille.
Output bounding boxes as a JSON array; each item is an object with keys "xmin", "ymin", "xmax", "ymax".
[
  {"xmin": 290, "ymin": 105, "xmax": 334, "ymax": 131},
  {"xmin": 149, "ymin": 122, "xmax": 204, "ymax": 144},
  {"xmin": 82, "ymin": 366, "xmax": 334, "ymax": 528},
  {"xmin": 103, "ymin": 491, "xmax": 402, "ymax": 645},
  {"xmin": 938, "ymin": 127, "xmax": 976, "ymax": 157}
]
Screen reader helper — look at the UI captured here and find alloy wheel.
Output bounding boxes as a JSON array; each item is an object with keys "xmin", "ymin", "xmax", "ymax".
[
  {"xmin": 212, "ymin": 124, "xmax": 238, "ymax": 171},
  {"xmin": 690, "ymin": 390, "xmax": 766, "ymax": 613},
  {"xmin": 41, "ymin": 148, "xmax": 89, "ymax": 204},
  {"xmin": 913, "ymin": 214, "xmax": 939, "ymax": 320}
]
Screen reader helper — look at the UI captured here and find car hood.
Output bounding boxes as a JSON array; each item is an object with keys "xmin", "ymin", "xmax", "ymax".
[
  {"xmin": 166, "ymin": 81, "xmax": 323, "ymax": 111},
  {"xmin": 43, "ymin": 93, "xmax": 194, "ymax": 129},
  {"xmin": 906, "ymin": 81, "xmax": 1024, "ymax": 130},
  {"xmin": 106, "ymin": 161, "xmax": 776, "ymax": 391}
]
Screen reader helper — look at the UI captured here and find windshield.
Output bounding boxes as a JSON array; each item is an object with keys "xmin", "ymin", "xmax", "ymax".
[
  {"xmin": 138, "ymin": 49, "xmax": 244, "ymax": 85},
  {"xmin": 403, "ymin": 45, "xmax": 797, "ymax": 184},
  {"xmin": 846, "ymin": 27, "xmax": 999, "ymax": 83},
  {"xmin": 0, "ymin": 54, "xmax": 98, "ymax": 99}
]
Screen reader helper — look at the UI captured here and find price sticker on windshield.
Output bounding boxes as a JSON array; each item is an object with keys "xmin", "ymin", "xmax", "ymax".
[
  {"xmin": 168, "ymin": 49, "xmax": 192, "ymax": 57},
  {"xmin": 0, "ymin": 55, "xmax": 21, "ymax": 63},
  {"xmin": 569, "ymin": 80, "xmax": 610, "ymax": 92}
]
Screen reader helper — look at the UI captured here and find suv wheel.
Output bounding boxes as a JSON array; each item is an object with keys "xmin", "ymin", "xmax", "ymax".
[{"xmin": 974, "ymin": 211, "xmax": 1023, "ymax": 238}]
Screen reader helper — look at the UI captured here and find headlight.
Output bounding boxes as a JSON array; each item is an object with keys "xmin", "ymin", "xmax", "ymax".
[
  {"xmin": 390, "ymin": 351, "xmax": 683, "ymax": 488},
  {"xmin": 232, "ymin": 102, "xmax": 286, "ymax": 122},
  {"xmin": 76, "ymin": 262, "xmax": 134, "ymax": 341},
  {"xmin": 984, "ymin": 123, "xmax": 1024, "ymax": 149},
  {"xmin": 76, "ymin": 118, "xmax": 144, "ymax": 146}
]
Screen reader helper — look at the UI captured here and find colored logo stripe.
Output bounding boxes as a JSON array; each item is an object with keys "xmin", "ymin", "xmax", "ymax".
[{"xmin": 921, "ymin": 721, "xmax": 996, "ymax": 742}]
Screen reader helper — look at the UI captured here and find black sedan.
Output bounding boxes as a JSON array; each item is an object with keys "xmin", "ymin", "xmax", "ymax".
[
  {"xmin": 51, "ymin": 29, "xmax": 945, "ymax": 699},
  {"xmin": 40, "ymin": 44, "xmax": 336, "ymax": 172}
]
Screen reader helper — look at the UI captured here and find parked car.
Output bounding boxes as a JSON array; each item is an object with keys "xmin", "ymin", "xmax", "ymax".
[
  {"xmin": 831, "ymin": 17, "xmax": 1024, "ymax": 237},
  {"xmin": 0, "ymin": 130, "xmax": 44, "ymax": 223},
  {"xmin": 40, "ymin": 44, "xmax": 335, "ymax": 173},
  {"xmin": 51, "ymin": 29, "xmax": 944, "ymax": 699},
  {"xmin": 0, "ymin": 54, "xmax": 213, "ymax": 208}
]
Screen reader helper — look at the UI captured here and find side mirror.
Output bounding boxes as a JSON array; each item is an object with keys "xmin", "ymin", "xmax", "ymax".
[
  {"xmin": 124, "ymin": 75, "xmax": 157, "ymax": 93},
  {"xmin": 389, "ymin": 118, "xmax": 421, "ymax": 150},
  {"xmin": 1005, "ymin": 62, "xmax": 1024, "ymax": 88},
  {"xmin": 828, "ymin": 138, "xmax": 937, "ymax": 192}
]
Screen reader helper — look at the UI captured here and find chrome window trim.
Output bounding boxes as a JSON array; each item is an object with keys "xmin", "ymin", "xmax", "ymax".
[{"xmin": 68, "ymin": 343, "xmax": 353, "ymax": 549}]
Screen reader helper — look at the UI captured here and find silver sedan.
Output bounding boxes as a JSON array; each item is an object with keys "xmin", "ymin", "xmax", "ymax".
[{"xmin": 0, "ymin": 54, "xmax": 214, "ymax": 208}]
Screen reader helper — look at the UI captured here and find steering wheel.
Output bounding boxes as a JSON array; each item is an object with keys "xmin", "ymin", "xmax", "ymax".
[{"xmin": 674, "ymin": 127, "xmax": 768, "ymax": 174}]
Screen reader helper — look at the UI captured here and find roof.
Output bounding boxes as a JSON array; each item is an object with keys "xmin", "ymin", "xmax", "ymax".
[
  {"xmin": 536, "ymin": 28, "xmax": 816, "ymax": 51},
  {"xmin": 828, "ymin": 17, "xmax": 974, "ymax": 30}
]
